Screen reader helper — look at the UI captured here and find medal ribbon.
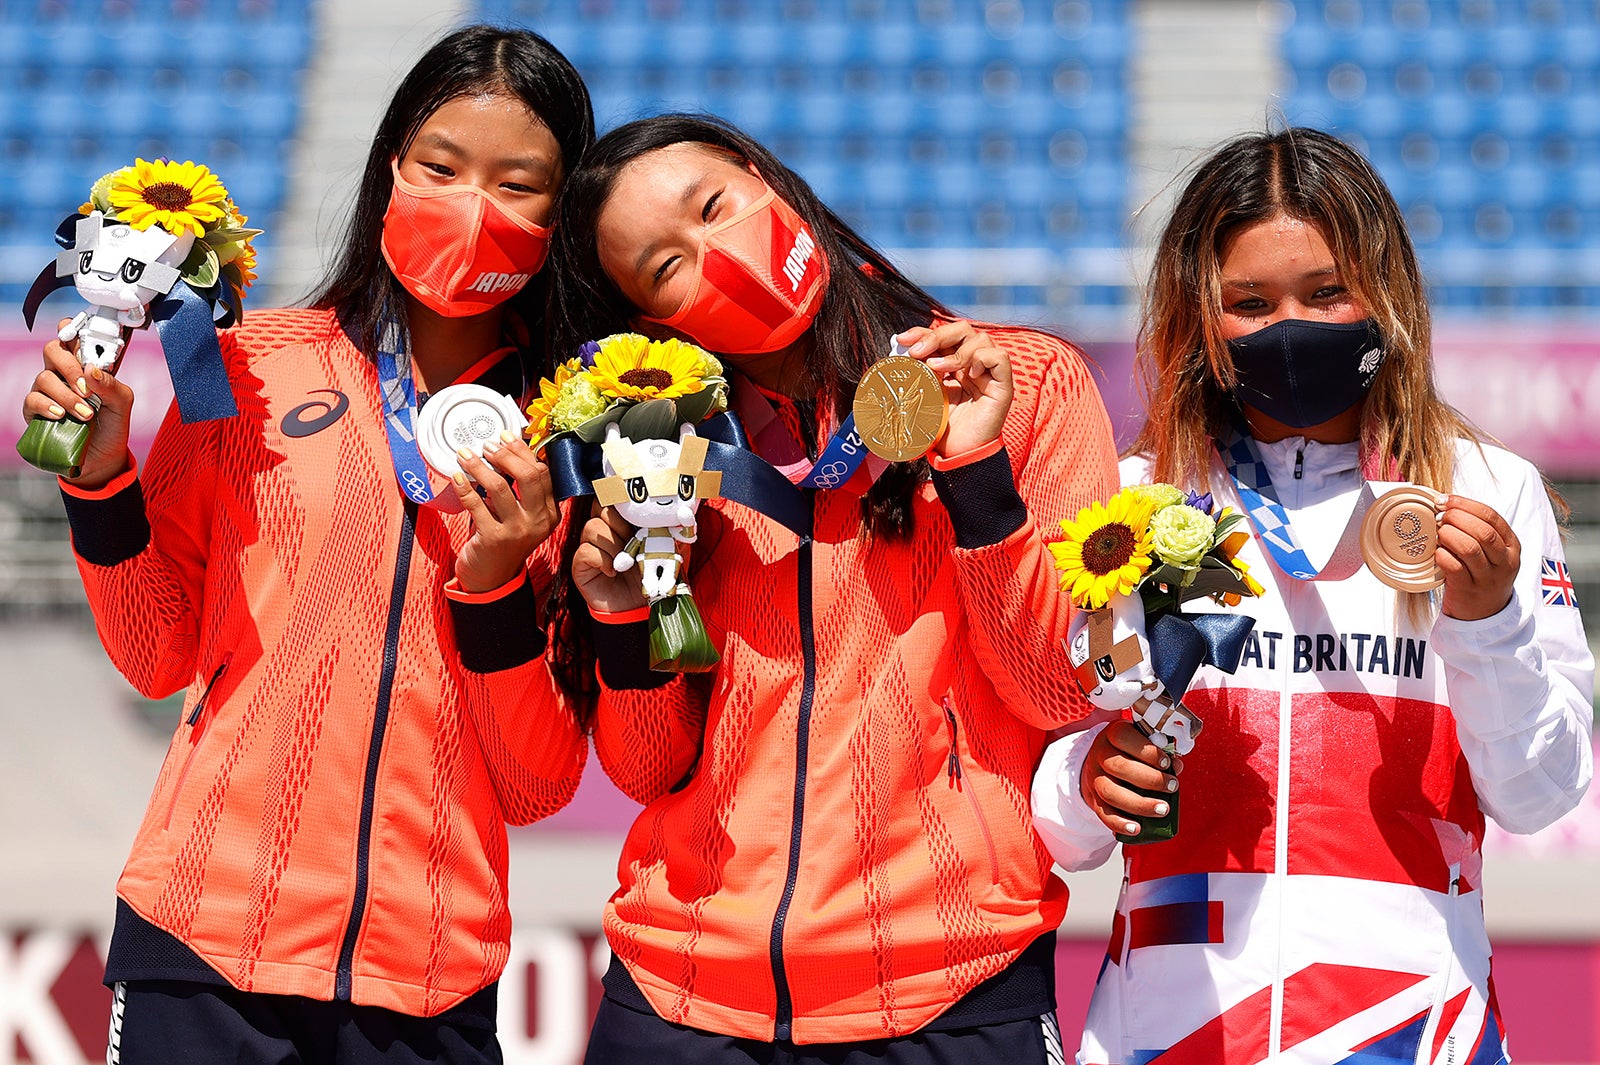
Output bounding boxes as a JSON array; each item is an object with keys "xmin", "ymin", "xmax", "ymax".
[
  {"xmin": 1217, "ymin": 425, "xmax": 1386, "ymax": 582},
  {"xmin": 730, "ymin": 374, "xmax": 886, "ymax": 490},
  {"xmin": 376, "ymin": 318, "xmax": 461, "ymax": 512}
]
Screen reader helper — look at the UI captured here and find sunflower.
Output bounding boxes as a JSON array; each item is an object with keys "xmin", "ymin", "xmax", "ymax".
[
  {"xmin": 107, "ymin": 158, "xmax": 229, "ymax": 237},
  {"xmin": 587, "ymin": 333, "xmax": 709, "ymax": 402},
  {"xmin": 1049, "ymin": 488, "xmax": 1158, "ymax": 609},
  {"xmin": 231, "ymin": 238, "xmax": 258, "ymax": 291},
  {"xmin": 524, "ymin": 357, "xmax": 584, "ymax": 441}
]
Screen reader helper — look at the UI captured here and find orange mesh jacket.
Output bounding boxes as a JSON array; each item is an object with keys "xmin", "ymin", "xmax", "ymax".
[
  {"xmin": 591, "ymin": 327, "xmax": 1120, "ymax": 1044},
  {"xmin": 57, "ymin": 308, "xmax": 584, "ymax": 1017}
]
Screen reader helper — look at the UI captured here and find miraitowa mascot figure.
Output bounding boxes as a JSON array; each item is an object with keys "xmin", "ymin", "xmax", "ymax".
[
  {"xmin": 20, "ymin": 158, "xmax": 257, "ymax": 477},
  {"xmin": 592, "ymin": 421, "xmax": 724, "ymax": 671},
  {"xmin": 1067, "ymin": 590, "xmax": 1204, "ymax": 756}
]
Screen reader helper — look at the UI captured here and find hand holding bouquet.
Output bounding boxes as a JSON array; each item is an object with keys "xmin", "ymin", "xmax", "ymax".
[
  {"xmin": 19, "ymin": 158, "xmax": 259, "ymax": 476},
  {"xmin": 527, "ymin": 333, "xmax": 728, "ymax": 672},
  {"xmin": 1051, "ymin": 485, "xmax": 1263, "ymax": 843}
]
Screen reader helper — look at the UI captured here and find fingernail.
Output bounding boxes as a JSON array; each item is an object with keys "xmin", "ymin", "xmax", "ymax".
[
  {"xmin": 482, "ymin": 438, "xmax": 500, "ymax": 453},
  {"xmin": 456, "ymin": 446, "xmax": 474, "ymax": 460},
  {"xmin": 47, "ymin": 404, "xmax": 64, "ymax": 418},
  {"xmin": 1167, "ymin": 778, "xmax": 1179, "ymax": 793},
  {"xmin": 75, "ymin": 377, "xmax": 88, "ymax": 396},
  {"xmin": 452, "ymin": 472, "xmax": 468, "ymax": 486},
  {"xmin": 1159, "ymin": 755, "xmax": 1171, "ymax": 769},
  {"xmin": 499, "ymin": 430, "xmax": 519, "ymax": 444},
  {"xmin": 1153, "ymin": 802, "xmax": 1169, "ymax": 816},
  {"xmin": 74, "ymin": 402, "xmax": 94, "ymax": 419},
  {"xmin": 1123, "ymin": 822, "xmax": 1140, "ymax": 835}
]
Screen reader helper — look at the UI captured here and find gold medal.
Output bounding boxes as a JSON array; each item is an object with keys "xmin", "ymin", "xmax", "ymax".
[
  {"xmin": 1360, "ymin": 485, "xmax": 1445, "ymax": 592},
  {"xmin": 852, "ymin": 355, "xmax": 949, "ymax": 463}
]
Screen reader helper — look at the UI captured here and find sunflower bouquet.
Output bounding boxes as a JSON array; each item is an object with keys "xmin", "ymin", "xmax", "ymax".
[
  {"xmin": 19, "ymin": 157, "xmax": 260, "ymax": 476},
  {"xmin": 527, "ymin": 334, "xmax": 730, "ymax": 672},
  {"xmin": 1051, "ymin": 484, "xmax": 1263, "ymax": 843}
]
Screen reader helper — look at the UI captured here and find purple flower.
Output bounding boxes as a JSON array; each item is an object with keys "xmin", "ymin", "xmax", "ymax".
[
  {"xmin": 577, "ymin": 340, "xmax": 601, "ymax": 368},
  {"xmin": 1184, "ymin": 490, "xmax": 1214, "ymax": 515}
]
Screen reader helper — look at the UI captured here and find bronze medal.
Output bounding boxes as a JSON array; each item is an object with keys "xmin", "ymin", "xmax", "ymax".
[
  {"xmin": 852, "ymin": 355, "xmax": 949, "ymax": 463},
  {"xmin": 1359, "ymin": 485, "xmax": 1445, "ymax": 592}
]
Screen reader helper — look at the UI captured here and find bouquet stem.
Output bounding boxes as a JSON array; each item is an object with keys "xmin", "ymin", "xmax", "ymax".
[
  {"xmin": 17, "ymin": 410, "xmax": 94, "ymax": 478},
  {"xmin": 1114, "ymin": 739, "xmax": 1180, "ymax": 845},
  {"xmin": 649, "ymin": 592, "xmax": 721, "ymax": 672}
]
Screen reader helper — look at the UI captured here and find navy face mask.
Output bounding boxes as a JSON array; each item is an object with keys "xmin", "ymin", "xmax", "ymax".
[{"xmin": 1227, "ymin": 318, "xmax": 1386, "ymax": 428}]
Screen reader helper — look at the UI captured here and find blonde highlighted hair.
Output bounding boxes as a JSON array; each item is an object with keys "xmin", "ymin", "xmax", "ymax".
[{"xmin": 1131, "ymin": 127, "xmax": 1480, "ymax": 497}]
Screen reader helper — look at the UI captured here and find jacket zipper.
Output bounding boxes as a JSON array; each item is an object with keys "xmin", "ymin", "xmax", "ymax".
[
  {"xmin": 1293, "ymin": 446, "xmax": 1304, "ymax": 480},
  {"xmin": 1268, "ymin": 575, "xmax": 1296, "ymax": 1058},
  {"xmin": 335, "ymin": 499, "xmax": 417, "ymax": 1001},
  {"xmin": 769, "ymin": 522, "xmax": 816, "ymax": 1042},
  {"xmin": 943, "ymin": 697, "xmax": 998, "ymax": 876},
  {"xmin": 163, "ymin": 652, "xmax": 234, "ymax": 829}
]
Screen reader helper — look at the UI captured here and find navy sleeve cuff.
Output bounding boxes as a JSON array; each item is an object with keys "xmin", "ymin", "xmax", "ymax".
[
  {"xmin": 447, "ymin": 578, "xmax": 548, "ymax": 674},
  {"xmin": 60, "ymin": 479, "xmax": 152, "ymax": 566},
  {"xmin": 930, "ymin": 446, "xmax": 1028, "ymax": 549},
  {"xmin": 588, "ymin": 612, "xmax": 675, "ymax": 691}
]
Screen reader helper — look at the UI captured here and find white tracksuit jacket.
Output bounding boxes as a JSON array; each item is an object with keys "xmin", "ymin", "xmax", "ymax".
[{"xmin": 1032, "ymin": 435, "xmax": 1594, "ymax": 1065}]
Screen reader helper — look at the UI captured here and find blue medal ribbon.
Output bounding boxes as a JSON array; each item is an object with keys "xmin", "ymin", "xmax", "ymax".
[
  {"xmin": 376, "ymin": 320, "xmax": 443, "ymax": 508},
  {"xmin": 1217, "ymin": 425, "xmax": 1369, "ymax": 582},
  {"xmin": 793, "ymin": 413, "xmax": 870, "ymax": 490}
]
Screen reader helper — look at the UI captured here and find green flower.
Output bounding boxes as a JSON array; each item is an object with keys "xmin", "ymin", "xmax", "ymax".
[
  {"xmin": 1149, "ymin": 504, "xmax": 1216, "ymax": 569},
  {"xmin": 695, "ymin": 349, "xmax": 723, "ymax": 380},
  {"xmin": 548, "ymin": 375, "xmax": 610, "ymax": 432},
  {"xmin": 1134, "ymin": 482, "xmax": 1186, "ymax": 512}
]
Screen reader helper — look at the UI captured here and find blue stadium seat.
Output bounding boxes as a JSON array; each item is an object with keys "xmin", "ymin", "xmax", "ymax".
[{"xmin": 0, "ymin": 2, "xmax": 313, "ymax": 304}]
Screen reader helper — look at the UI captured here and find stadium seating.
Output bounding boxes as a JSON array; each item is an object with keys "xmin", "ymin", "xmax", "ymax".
[
  {"xmin": 1281, "ymin": 0, "xmax": 1600, "ymax": 308},
  {"xmin": 0, "ymin": 1, "xmax": 314, "ymax": 306},
  {"xmin": 477, "ymin": 0, "xmax": 1135, "ymax": 315}
]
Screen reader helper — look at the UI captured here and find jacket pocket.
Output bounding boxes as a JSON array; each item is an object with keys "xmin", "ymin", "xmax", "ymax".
[
  {"xmin": 163, "ymin": 653, "xmax": 232, "ymax": 830},
  {"xmin": 943, "ymin": 696, "xmax": 1000, "ymax": 881},
  {"xmin": 1416, "ymin": 863, "xmax": 1504, "ymax": 1065}
]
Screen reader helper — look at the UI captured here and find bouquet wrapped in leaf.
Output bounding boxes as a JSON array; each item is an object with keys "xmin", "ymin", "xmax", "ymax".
[
  {"xmin": 19, "ymin": 158, "xmax": 260, "ymax": 476},
  {"xmin": 1052, "ymin": 484, "xmax": 1264, "ymax": 843},
  {"xmin": 526, "ymin": 333, "xmax": 728, "ymax": 672}
]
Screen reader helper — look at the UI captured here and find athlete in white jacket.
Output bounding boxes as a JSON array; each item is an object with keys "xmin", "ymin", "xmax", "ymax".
[
  {"xmin": 1033, "ymin": 128, "xmax": 1594, "ymax": 1065},
  {"xmin": 1034, "ymin": 441, "xmax": 1592, "ymax": 1064}
]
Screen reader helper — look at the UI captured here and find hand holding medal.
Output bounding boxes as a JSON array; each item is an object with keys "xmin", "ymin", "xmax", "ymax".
[{"xmin": 853, "ymin": 321, "xmax": 1013, "ymax": 462}]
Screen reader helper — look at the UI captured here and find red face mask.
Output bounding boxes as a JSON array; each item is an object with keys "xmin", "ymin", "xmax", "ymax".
[
  {"xmin": 380, "ymin": 161, "xmax": 553, "ymax": 318},
  {"xmin": 643, "ymin": 185, "xmax": 830, "ymax": 354}
]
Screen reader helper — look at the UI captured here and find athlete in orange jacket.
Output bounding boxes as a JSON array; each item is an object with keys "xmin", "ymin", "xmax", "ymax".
[
  {"xmin": 58, "ymin": 307, "xmax": 582, "ymax": 1018},
  {"xmin": 22, "ymin": 26, "xmax": 594, "ymax": 1064},
  {"xmin": 546, "ymin": 115, "xmax": 1121, "ymax": 1061}
]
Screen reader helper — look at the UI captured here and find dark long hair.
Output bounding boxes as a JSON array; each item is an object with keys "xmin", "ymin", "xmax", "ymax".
[
  {"xmin": 308, "ymin": 24, "xmax": 594, "ymax": 354},
  {"xmin": 543, "ymin": 114, "xmax": 954, "ymax": 710}
]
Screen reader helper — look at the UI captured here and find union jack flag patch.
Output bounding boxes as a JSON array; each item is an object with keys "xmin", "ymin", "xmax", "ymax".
[{"xmin": 1541, "ymin": 557, "xmax": 1578, "ymax": 607}]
